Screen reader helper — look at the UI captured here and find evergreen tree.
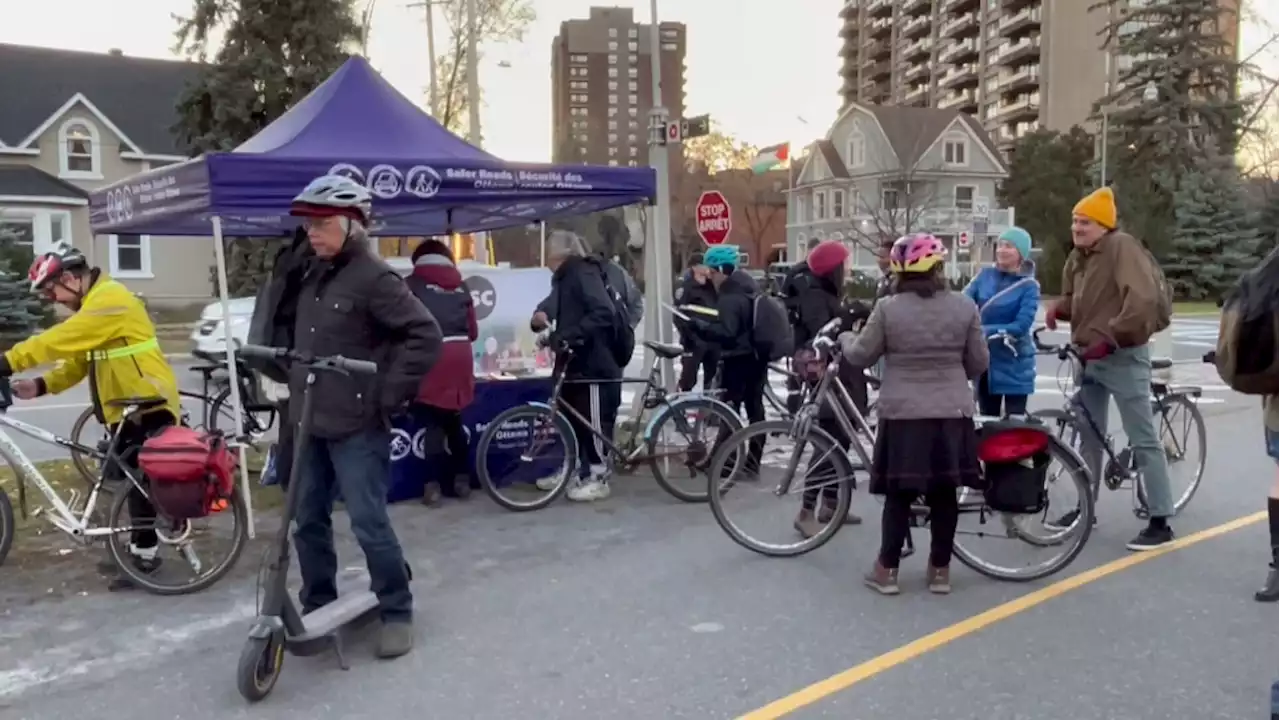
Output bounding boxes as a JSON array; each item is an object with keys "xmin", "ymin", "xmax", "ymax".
[
  {"xmin": 1169, "ymin": 151, "xmax": 1262, "ymax": 299},
  {"xmin": 997, "ymin": 127, "xmax": 1096, "ymax": 294},
  {"xmin": 0, "ymin": 258, "xmax": 51, "ymax": 349},
  {"xmin": 173, "ymin": 0, "xmax": 363, "ymax": 297}
]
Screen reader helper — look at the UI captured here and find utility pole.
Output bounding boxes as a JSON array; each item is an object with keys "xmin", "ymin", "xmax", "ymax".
[
  {"xmin": 466, "ymin": 0, "xmax": 489, "ymax": 264},
  {"xmin": 642, "ymin": 0, "xmax": 676, "ymax": 390},
  {"xmin": 406, "ymin": 1, "xmax": 440, "ymax": 117}
]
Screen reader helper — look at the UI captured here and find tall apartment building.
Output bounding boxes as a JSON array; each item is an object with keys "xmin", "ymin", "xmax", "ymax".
[
  {"xmin": 837, "ymin": 0, "xmax": 1239, "ymax": 153},
  {"xmin": 550, "ymin": 7, "xmax": 686, "ymax": 168}
]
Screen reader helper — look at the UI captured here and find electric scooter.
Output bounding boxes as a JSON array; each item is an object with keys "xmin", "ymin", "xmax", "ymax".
[{"xmin": 233, "ymin": 344, "xmax": 382, "ymax": 702}]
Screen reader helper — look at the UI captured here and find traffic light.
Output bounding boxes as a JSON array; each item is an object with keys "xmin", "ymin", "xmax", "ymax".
[{"xmin": 684, "ymin": 114, "xmax": 710, "ymax": 139}]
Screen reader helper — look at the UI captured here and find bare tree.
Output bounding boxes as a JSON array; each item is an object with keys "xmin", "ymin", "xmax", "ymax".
[
  {"xmin": 845, "ymin": 153, "xmax": 942, "ymax": 253},
  {"xmin": 725, "ymin": 170, "xmax": 787, "ymax": 261},
  {"xmin": 431, "ymin": 0, "xmax": 535, "ymax": 135}
]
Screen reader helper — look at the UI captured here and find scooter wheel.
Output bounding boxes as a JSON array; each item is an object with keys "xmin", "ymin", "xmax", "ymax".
[{"xmin": 236, "ymin": 632, "xmax": 285, "ymax": 702}]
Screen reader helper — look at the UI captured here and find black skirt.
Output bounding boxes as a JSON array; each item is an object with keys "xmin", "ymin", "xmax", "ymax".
[{"xmin": 870, "ymin": 418, "xmax": 981, "ymax": 496}]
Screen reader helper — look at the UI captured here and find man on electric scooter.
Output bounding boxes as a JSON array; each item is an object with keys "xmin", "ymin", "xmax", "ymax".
[{"xmin": 287, "ymin": 175, "xmax": 441, "ymax": 659}]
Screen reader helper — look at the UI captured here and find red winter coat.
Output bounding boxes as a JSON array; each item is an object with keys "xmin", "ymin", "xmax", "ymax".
[{"xmin": 409, "ymin": 260, "xmax": 478, "ymax": 410}]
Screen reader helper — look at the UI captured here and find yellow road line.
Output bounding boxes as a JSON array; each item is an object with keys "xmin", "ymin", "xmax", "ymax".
[{"xmin": 738, "ymin": 511, "xmax": 1266, "ymax": 720}]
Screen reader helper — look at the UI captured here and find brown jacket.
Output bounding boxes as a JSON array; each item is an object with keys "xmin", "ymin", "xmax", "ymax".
[
  {"xmin": 1059, "ymin": 231, "xmax": 1161, "ymax": 348},
  {"xmin": 843, "ymin": 290, "xmax": 989, "ymax": 420}
]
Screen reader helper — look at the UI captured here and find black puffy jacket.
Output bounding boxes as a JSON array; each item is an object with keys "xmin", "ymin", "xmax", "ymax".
[
  {"xmin": 539, "ymin": 255, "xmax": 622, "ymax": 380},
  {"xmin": 693, "ymin": 269, "xmax": 757, "ymax": 358},
  {"xmin": 674, "ymin": 270, "xmax": 718, "ymax": 349}
]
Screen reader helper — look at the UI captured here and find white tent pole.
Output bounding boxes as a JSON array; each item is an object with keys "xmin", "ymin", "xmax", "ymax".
[
  {"xmin": 539, "ymin": 221, "xmax": 547, "ymax": 267},
  {"xmin": 211, "ymin": 216, "xmax": 255, "ymax": 539}
]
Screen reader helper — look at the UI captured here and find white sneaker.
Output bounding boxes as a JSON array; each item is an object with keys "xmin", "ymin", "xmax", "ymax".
[
  {"xmin": 535, "ymin": 474, "xmax": 563, "ymax": 491},
  {"xmin": 567, "ymin": 480, "xmax": 610, "ymax": 502}
]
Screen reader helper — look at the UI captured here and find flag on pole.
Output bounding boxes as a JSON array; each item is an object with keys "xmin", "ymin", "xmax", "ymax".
[{"xmin": 749, "ymin": 143, "xmax": 790, "ymax": 174}]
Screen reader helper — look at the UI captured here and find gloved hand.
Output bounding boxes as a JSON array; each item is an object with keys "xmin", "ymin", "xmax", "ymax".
[{"xmin": 1080, "ymin": 340, "xmax": 1115, "ymax": 361}]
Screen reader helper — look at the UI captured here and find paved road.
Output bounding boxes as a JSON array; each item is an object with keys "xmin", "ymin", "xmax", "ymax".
[{"xmin": 1, "ymin": 334, "xmax": 1273, "ymax": 719}]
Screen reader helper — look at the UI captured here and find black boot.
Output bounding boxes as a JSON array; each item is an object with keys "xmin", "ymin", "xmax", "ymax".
[{"xmin": 1261, "ymin": 499, "xmax": 1279, "ymax": 602}]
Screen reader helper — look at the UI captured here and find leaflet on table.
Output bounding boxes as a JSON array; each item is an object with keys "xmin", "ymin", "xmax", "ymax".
[{"xmin": 464, "ymin": 266, "xmax": 554, "ymax": 377}]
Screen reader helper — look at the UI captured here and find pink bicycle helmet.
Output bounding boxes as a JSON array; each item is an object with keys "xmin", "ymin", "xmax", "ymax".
[{"xmin": 889, "ymin": 233, "xmax": 947, "ymax": 274}]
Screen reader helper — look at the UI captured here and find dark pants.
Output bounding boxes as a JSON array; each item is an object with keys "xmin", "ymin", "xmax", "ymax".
[
  {"xmin": 294, "ymin": 428, "xmax": 412, "ymax": 623},
  {"xmin": 718, "ymin": 354, "xmax": 768, "ymax": 468},
  {"xmin": 109, "ymin": 409, "xmax": 177, "ymax": 549},
  {"xmin": 879, "ymin": 487, "xmax": 959, "ymax": 570},
  {"xmin": 976, "ymin": 373, "xmax": 1028, "ymax": 416},
  {"xmin": 561, "ymin": 380, "xmax": 621, "ymax": 476},
  {"xmin": 678, "ymin": 346, "xmax": 720, "ymax": 392},
  {"xmin": 410, "ymin": 403, "xmax": 470, "ymax": 495},
  {"xmin": 804, "ymin": 415, "xmax": 854, "ymax": 511}
]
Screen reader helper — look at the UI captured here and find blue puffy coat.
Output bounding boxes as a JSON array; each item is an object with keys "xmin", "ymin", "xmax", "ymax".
[{"xmin": 963, "ymin": 261, "xmax": 1040, "ymax": 396}]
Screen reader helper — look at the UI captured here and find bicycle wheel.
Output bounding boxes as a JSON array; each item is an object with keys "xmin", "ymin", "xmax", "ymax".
[
  {"xmin": 763, "ymin": 364, "xmax": 792, "ymax": 417},
  {"xmin": 69, "ymin": 406, "xmax": 109, "ymax": 484},
  {"xmin": 476, "ymin": 404, "xmax": 579, "ymax": 512},
  {"xmin": 1137, "ymin": 393, "xmax": 1206, "ymax": 515},
  {"xmin": 0, "ymin": 488, "xmax": 12, "ymax": 567},
  {"xmin": 105, "ymin": 482, "xmax": 249, "ymax": 595},
  {"xmin": 645, "ymin": 396, "xmax": 743, "ymax": 503},
  {"xmin": 707, "ymin": 420, "xmax": 855, "ymax": 557},
  {"xmin": 952, "ymin": 434, "xmax": 1094, "ymax": 582},
  {"xmin": 208, "ymin": 387, "xmax": 277, "ymax": 440}
]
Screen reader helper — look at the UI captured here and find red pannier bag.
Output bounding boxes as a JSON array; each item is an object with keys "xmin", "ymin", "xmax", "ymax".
[{"xmin": 138, "ymin": 426, "xmax": 237, "ymax": 520}]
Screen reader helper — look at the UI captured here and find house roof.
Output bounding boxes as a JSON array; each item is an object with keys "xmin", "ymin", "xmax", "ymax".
[
  {"xmin": 861, "ymin": 105, "xmax": 1006, "ymax": 172},
  {"xmin": 0, "ymin": 43, "xmax": 200, "ymax": 155},
  {"xmin": 0, "ymin": 166, "xmax": 89, "ymax": 200}
]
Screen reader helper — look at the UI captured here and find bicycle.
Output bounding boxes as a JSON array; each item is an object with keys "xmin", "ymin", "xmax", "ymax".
[
  {"xmin": 0, "ymin": 384, "xmax": 248, "ymax": 593},
  {"xmin": 475, "ymin": 338, "xmax": 744, "ymax": 510},
  {"xmin": 706, "ymin": 320, "xmax": 1095, "ymax": 582},
  {"xmin": 68, "ymin": 349, "xmax": 278, "ymax": 483},
  {"xmin": 1029, "ymin": 326, "xmax": 1207, "ymax": 524}
]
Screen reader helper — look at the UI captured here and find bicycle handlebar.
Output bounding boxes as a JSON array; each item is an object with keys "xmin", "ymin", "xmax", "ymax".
[
  {"xmin": 1031, "ymin": 325, "xmax": 1080, "ymax": 362},
  {"xmin": 237, "ymin": 345, "xmax": 379, "ymax": 375},
  {"xmin": 986, "ymin": 331, "xmax": 1018, "ymax": 356}
]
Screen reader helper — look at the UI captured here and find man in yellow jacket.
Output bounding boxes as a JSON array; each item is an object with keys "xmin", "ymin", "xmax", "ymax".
[{"xmin": 0, "ymin": 242, "xmax": 181, "ymax": 590}]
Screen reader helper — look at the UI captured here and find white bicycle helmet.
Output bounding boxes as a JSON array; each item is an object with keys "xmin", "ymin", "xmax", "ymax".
[{"xmin": 289, "ymin": 175, "xmax": 373, "ymax": 224}]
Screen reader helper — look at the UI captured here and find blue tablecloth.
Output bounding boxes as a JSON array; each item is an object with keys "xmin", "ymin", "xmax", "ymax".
[{"xmin": 387, "ymin": 375, "xmax": 557, "ymax": 503}]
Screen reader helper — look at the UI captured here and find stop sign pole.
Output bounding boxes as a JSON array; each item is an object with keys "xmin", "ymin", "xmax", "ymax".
[{"xmin": 696, "ymin": 190, "xmax": 732, "ymax": 246}]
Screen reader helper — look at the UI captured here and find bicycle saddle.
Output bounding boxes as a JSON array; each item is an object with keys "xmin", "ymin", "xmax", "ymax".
[
  {"xmin": 1151, "ymin": 357, "xmax": 1173, "ymax": 370},
  {"xmin": 106, "ymin": 396, "xmax": 169, "ymax": 412},
  {"xmin": 643, "ymin": 341, "xmax": 685, "ymax": 360}
]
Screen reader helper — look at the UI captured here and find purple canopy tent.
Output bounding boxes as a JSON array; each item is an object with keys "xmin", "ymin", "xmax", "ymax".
[{"xmin": 86, "ymin": 56, "xmax": 657, "ymax": 535}]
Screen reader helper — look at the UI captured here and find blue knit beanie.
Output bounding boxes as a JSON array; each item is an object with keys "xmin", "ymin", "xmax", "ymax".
[{"xmin": 997, "ymin": 226, "xmax": 1032, "ymax": 261}]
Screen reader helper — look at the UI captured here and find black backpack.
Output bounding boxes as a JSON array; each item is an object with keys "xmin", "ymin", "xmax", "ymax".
[
  {"xmin": 1214, "ymin": 249, "xmax": 1278, "ymax": 395},
  {"xmin": 751, "ymin": 294, "xmax": 794, "ymax": 362},
  {"xmin": 599, "ymin": 266, "xmax": 636, "ymax": 367}
]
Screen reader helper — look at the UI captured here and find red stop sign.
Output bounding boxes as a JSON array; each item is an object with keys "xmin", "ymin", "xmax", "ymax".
[{"xmin": 695, "ymin": 190, "xmax": 732, "ymax": 246}]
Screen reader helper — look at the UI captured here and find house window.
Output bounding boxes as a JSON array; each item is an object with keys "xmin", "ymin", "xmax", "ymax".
[
  {"xmin": 815, "ymin": 191, "xmax": 827, "ymax": 220},
  {"xmin": 608, "ymin": 54, "xmax": 618, "ymax": 65},
  {"xmin": 109, "ymin": 234, "xmax": 151, "ymax": 278},
  {"xmin": 944, "ymin": 136, "xmax": 968, "ymax": 166},
  {"xmin": 628, "ymin": 27, "xmax": 638, "ymax": 38},
  {"xmin": 846, "ymin": 133, "xmax": 866, "ymax": 168},
  {"xmin": 628, "ymin": 120, "xmax": 639, "ymax": 130},
  {"xmin": 661, "ymin": 43, "xmax": 678, "ymax": 51},
  {"xmin": 609, "ymin": 160, "xmax": 619, "ymax": 167},
  {"xmin": 609, "ymin": 120, "xmax": 618, "ymax": 130},
  {"xmin": 59, "ymin": 119, "xmax": 101, "ymax": 178},
  {"xmin": 609, "ymin": 94, "xmax": 618, "ymax": 105},
  {"xmin": 0, "ymin": 214, "xmax": 35, "ymax": 251},
  {"xmin": 628, "ymin": 81, "xmax": 638, "ymax": 91},
  {"xmin": 628, "ymin": 93, "xmax": 638, "ymax": 104},
  {"xmin": 609, "ymin": 133, "xmax": 618, "ymax": 143},
  {"xmin": 882, "ymin": 188, "xmax": 900, "ymax": 210},
  {"xmin": 954, "ymin": 185, "xmax": 976, "ymax": 211},
  {"xmin": 608, "ymin": 80, "xmax": 618, "ymax": 91},
  {"xmin": 628, "ymin": 41, "xmax": 638, "ymax": 52},
  {"xmin": 628, "ymin": 160, "xmax": 638, "ymax": 167},
  {"xmin": 628, "ymin": 107, "xmax": 638, "ymax": 117},
  {"xmin": 831, "ymin": 189, "xmax": 845, "ymax": 218},
  {"xmin": 629, "ymin": 146, "xmax": 638, "ymax": 157}
]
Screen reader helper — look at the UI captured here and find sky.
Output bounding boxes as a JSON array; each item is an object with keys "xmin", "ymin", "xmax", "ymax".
[{"xmin": 2, "ymin": 0, "xmax": 1276, "ymax": 164}]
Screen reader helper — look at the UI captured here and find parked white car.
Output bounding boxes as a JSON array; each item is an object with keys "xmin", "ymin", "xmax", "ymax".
[{"xmin": 189, "ymin": 296, "xmax": 256, "ymax": 356}]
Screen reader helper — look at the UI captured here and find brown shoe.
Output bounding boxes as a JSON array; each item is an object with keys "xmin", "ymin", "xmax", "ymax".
[
  {"xmin": 818, "ymin": 502, "xmax": 862, "ymax": 525},
  {"xmin": 793, "ymin": 509, "xmax": 823, "ymax": 539},
  {"xmin": 927, "ymin": 566, "xmax": 951, "ymax": 594},
  {"xmin": 863, "ymin": 562, "xmax": 900, "ymax": 595},
  {"xmin": 421, "ymin": 482, "xmax": 442, "ymax": 507}
]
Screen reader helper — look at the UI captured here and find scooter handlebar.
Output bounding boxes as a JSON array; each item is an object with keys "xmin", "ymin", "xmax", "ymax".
[{"xmin": 236, "ymin": 345, "xmax": 379, "ymax": 375}]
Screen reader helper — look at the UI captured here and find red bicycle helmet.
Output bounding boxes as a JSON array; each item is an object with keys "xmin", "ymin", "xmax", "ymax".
[{"xmin": 29, "ymin": 241, "xmax": 87, "ymax": 293}]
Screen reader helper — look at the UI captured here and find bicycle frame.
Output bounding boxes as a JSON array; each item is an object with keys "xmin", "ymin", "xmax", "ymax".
[
  {"xmin": 775, "ymin": 348, "xmax": 877, "ymax": 496},
  {"xmin": 0, "ymin": 412, "xmax": 143, "ymax": 539}
]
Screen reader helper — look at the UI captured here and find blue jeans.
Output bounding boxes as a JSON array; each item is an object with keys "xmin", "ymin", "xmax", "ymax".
[
  {"xmin": 1265, "ymin": 428, "xmax": 1278, "ymax": 462},
  {"xmin": 1071, "ymin": 345, "xmax": 1176, "ymax": 518},
  {"xmin": 294, "ymin": 428, "xmax": 412, "ymax": 622}
]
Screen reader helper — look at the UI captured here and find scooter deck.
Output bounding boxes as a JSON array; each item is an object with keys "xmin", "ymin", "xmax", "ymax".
[{"xmin": 290, "ymin": 592, "xmax": 380, "ymax": 645}]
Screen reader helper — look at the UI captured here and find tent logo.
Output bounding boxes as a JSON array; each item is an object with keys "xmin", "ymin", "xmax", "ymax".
[
  {"xmin": 405, "ymin": 166, "xmax": 442, "ymax": 199},
  {"xmin": 104, "ymin": 186, "xmax": 135, "ymax": 225},
  {"xmin": 328, "ymin": 163, "xmax": 364, "ymax": 183},
  {"xmin": 367, "ymin": 164, "xmax": 403, "ymax": 199}
]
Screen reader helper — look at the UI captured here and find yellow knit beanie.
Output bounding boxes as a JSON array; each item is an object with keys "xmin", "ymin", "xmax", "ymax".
[{"xmin": 1072, "ymin": 187, "xmax": 1117, "ymax": 229}]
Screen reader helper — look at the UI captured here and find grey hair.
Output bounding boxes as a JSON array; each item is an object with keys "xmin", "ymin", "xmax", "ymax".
[
  {"xmin": 339, "ymin": 215, "xmax": 369, "ymax": 241},
  {"xmin": 546, "ymin": 230, "xmax": 589, "ymax": 258}
]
